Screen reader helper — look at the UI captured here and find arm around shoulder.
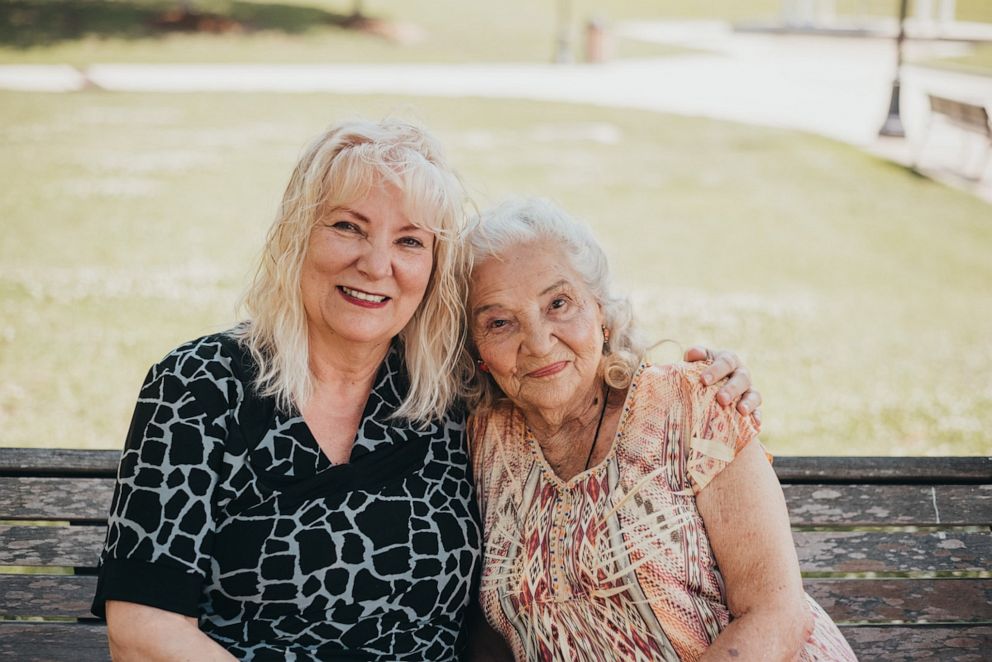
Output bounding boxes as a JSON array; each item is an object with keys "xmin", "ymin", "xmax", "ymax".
[
  {"xmin": 106, "ymin": 601, "xmax": 236, "ymax": 662},
  {"xmin": 696, "ymin": 441, "xmax": 813, "ymax": 662}
]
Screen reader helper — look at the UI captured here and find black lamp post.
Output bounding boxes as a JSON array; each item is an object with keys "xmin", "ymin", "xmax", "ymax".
[{"xmin": 879, "ymin": 0, "xmax": 909, "ymax": 137}]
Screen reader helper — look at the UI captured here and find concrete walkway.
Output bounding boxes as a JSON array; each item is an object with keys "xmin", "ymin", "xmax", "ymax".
[{"xmin": 2, "ymin": 20, "xmax": 990, "ymax": 200}]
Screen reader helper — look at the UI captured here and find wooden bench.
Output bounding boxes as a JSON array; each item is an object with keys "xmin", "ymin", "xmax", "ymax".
[
  {"xmin": 916, "ymin": 94, "xmax": 992, "ymax": 180},
  {"xmin": 1, "ymin": 449, "xmax": 989, "ymax": 660}
]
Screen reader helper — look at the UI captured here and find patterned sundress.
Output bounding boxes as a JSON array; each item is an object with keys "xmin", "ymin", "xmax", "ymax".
[{"xmin": 468, "ymin": 361, "xmax": 857, "ymax": 661}]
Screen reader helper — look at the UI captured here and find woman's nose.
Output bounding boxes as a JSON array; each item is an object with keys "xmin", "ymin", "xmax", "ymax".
[
  {"xmin": 521, "ymin": 318, "xmax": 555, "ymax": 356},
  {"xmin": 357, "ymin": 241, "xmax": 393, "ymax": 280}
]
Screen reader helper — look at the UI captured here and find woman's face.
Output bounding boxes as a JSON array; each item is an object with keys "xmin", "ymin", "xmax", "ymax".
[
  {"xmin": 301, "ymin": 183, "xmax": 435, "ymax": 353},
  {"xmin": 469, "ymin": 239, "xmax": 605, "ymax": 421}
]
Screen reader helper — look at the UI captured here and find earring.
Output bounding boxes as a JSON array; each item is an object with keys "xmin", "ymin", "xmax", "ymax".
[
  {"xmin": 476, "ymin": 359, "xmax": 490, "ymax": 373},
  {"xmin": 602, "ymin": 326, "xmax": 611, "ymax": 354}
]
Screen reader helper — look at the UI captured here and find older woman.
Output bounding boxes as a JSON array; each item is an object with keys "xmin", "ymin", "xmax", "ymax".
[
  {"xmin": 465, "ymin": 198, "xmax": 857, "ymax": 661},
  {"xmin": 91, "ymin": 120, "xmax": 760, "ymax": 660}
]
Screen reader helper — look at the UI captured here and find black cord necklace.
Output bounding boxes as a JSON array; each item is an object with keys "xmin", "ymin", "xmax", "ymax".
[{"xmin": 583, "ymin": 384, "xmax": 610, "ymax": 472}]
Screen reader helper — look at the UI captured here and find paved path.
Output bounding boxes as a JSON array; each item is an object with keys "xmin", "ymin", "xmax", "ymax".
[{"xmin": 2, "ymin": 20, "xmax": 990, "ymax": 199}]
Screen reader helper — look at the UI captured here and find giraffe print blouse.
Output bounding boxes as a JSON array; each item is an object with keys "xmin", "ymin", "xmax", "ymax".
[{"xmin": 92, "ymin": 332, "xmax": 481, "ymax": 660}]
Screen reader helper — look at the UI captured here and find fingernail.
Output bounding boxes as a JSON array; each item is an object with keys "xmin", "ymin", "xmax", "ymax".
[
  {"xmin": 701, "ymin": 373, "xmax": 713, "ymax": 385},
  {"xmin": 740, "ymin": 403, "xmax": 751, "ymax": 414}
]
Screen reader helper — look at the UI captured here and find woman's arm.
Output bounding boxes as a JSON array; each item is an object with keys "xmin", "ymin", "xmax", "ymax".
[
  {"xmin": 106, "ymin": 601, "xmax": 236, "ymax": 662},
  {"xmin": 696, "ymin": 441, "xmax": 813, "ymax": 662}
]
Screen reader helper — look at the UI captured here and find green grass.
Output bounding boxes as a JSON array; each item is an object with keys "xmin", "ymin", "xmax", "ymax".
[
  {"xmin": 0, "ymin": 0, "xmax": 754, "ymax": 65},
  {"xmin": 1, "ymin": 1, "xmax": 989, "ymax": 65},
  {"xmin": 2, "ymin": 91, "xmax": 990, "ymax": 456}
]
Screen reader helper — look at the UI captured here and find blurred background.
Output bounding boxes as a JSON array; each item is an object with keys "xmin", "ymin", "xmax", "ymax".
[{"xmin": 1, "ymin": 0, "xmax": 990, "ymax": 455}]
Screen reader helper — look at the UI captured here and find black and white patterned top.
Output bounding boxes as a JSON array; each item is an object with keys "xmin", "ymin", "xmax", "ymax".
[{"xmin": 91, "ymin": 332, "xmax": 482, "ymax": 661}]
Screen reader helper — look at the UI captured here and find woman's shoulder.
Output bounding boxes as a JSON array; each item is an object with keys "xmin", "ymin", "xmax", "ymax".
[
  {"xmin": 150, "ymin": 329, "xmax": 250, "ymax": 385},
  {"xmin": 633, "ymin": 360, "xmax": 708, "ymax": 396},
  {"xmin": 139, "ymin": 329, "xmax": 253, "ymax": 415}
]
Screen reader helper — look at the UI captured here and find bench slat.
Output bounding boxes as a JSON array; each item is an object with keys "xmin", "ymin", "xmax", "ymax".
[
  {"xmin": 805, "ymin": 578, "xmax": 992, "ymax": 623},
  {"xmin": 0, "ymin": 525, "xmax": 104, "ymax": 567},
  {"xmin": 3, "ymin": 478, "xmax": 987, "ymax": 526},
  {"xmin": 841, "ymin": 624, "xmax": 992, "ymax": 661},
  {"xmin": 1, "ymin": 622, "xmax": 989, "ymax": 662},
  {"xmin": 4, "ymin": 574, "xmax": 988, "ymax": 625},
  {"xmin": 793, "ymin": 529, "xmax": 991, "ymax": 573},
  {"xmin": 3, "ymin": 523, "xmax": 987, "ymax": 574},
  {"xmin": 772, "ymin": 456, "xmax": 992, "ymax": 484},
  {"xmin": 0, "ymin": 449, "xmax": 121, "ymax": 478},
  {"xmin": 0, "ymin": 622, "xmax": 109, "ymax": 662},
  {"xmin": 0, "ymin": 477, "xmax": 116, "ymax": 521},
  {"xmin": 0, "ymin": 574, "xmax": 97, "ymax": 618},
  {"xmin": 783, "ymin": 484, "xmax": 991, "ymax": 526},
  {"xmin": 2, "ymin": 448, "xmax": 989, "ymax": 483}
]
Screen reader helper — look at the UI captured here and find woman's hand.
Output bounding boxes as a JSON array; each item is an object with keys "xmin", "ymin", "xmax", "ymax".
[
  {"xmin": 696, "ymin": 442, "xmax": 813, "ymax": 661},
  {"xmin": 106, "ymin": 601, "xmax": 236, "ymax": 662},
  {"xmin": 684, "ymin": 346, "xmax": 762, "ymax": 426}
]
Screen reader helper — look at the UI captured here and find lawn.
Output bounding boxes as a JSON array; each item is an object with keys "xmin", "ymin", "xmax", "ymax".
[
  {"xmin": 5, "ymin": 0, "xmax": 989, "ymax": 66},
  {"xmin": 1, "ymin": 91, "xmax": 989, "ymax": 456}
]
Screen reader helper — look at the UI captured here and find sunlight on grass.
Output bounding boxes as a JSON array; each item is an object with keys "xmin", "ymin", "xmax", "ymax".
[{"xmin": 2, "ymin": 92, "xmax": 990, "ymax": 455}]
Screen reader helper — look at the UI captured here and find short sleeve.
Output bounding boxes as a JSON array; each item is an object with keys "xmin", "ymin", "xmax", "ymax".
[
  {"xmin": 684, "ymin": 368, "xmax": 760, "ymax": 495},
  {"xmin": 91, "ymin": 349, "xmax": 231, "ymax": 619}
]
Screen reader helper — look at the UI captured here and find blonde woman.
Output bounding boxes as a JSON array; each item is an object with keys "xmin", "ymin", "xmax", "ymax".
[{"xmin": 92, "ymin": 121, "xmax": 759, "ymax": 660}]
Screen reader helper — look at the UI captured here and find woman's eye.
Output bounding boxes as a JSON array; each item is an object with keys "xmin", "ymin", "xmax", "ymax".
[
  {"xmin": 488, "ymin": 319, "xmax": 509, "ymax": 330},
  {"xmin": 398, "ymin": 236, "xmax": 426, "ymax": 248},
  {"xmin": 330, "ymin": 221, "xmax": 360, "ymax": 233},
  {"xmin": 550, "ymin": 297, "xmax": 567, "ymax": 310}
]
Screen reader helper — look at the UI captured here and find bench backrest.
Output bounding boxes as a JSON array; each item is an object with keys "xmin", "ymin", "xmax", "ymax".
[
  {"xmin": 928, "ymin": 94, "xmax": 992, "ymax": 137},
  {"xmin": 1, "ymin": 449, "xmax": 990, "ymax": 660}
]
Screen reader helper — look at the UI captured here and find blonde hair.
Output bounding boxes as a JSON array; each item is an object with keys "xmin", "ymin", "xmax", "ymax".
[
  {"xmin": 233, "ymin": 119, "xmax": 470, "ymax": 423},
  {"xmin": 462, "ymin": 197, "xmax": 647, "ymax": 412}
]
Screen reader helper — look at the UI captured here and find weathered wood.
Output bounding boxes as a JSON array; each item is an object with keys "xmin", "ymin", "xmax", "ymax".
[
  {"xmin": 793, "ymin": 529, "xmax": 991, "ymax": 573},
  {"xmin": 0, "ymin": 477, "xmax": 115, "ymax": 521},
  {"xmin": 0, "ymin": 622, "xmax": 109, "ymax": 661},
  {"xmin": 6, "ymin": 574, "xmax": 988, "ymax": 624},
  {"xmin": 773, "ymin": 456, "xmax": 992, "ymax": 484},
  {"xmin": 0, "ymin": 448, "xmax": 120, "ymax": 478},
  {"xmin": 2, "ymin": 449, "xmax": 990, "ymax": 484},
  {"xmin": 805, "ymin": 578, "xmax": 992, "ymax": 623},
  {"xmin": 840, "ymin": 624, "xmax": 992, "ymax": 661},
  {"xmin": 0, "ymin": 525, "xmax": 105, "ymax": 567},
  {"xmin": 783, "ymin": 483, "xmax": 992, "ymax": 526},
  {"xmin": 0, "ymin": 574, "xmax": 97, "ymax": 618},
  {"xmin": 5, "ymin": 478, "xmax": 987, "ymax": 526}
]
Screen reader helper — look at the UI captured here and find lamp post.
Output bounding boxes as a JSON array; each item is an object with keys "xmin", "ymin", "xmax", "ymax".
[{"xmin": 879, "ymin": 0, "xmax": 909, "ymax": 137}]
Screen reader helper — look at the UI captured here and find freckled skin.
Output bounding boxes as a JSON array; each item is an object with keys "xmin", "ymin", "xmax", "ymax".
[{"xmin": 469, "ymin": 240, "xmax": 605, "ymax": 430}]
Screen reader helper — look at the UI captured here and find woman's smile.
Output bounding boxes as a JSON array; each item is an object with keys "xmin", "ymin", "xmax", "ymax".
[
  {"xmin": 526, "ymin": 360, "xmax": 569, "ymax": 379},
  {"xmin": 337, "ymin": 285, "xmax": 390, "ymax": 308}
]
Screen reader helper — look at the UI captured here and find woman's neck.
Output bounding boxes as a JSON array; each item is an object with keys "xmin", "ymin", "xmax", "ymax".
[
  {"xmin": 306, "ymin": 326, "xmax": 390, "ymax": 393},
  {"xmin": 524, "ymin": 379, "xmax": 606, "ymax": 445}
]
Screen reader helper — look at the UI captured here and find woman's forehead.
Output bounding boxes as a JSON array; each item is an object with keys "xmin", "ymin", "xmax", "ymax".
[{"xmin": 472, "ymin": 244, "xmax": 584, "ymax": 304}]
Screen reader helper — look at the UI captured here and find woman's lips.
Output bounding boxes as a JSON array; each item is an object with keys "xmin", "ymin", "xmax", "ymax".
[
  {"xmin": 527, "ymin": 361, "xmax": 568, "ymax": 378},
  {"xmin": 338, "ymin": 286, "xmax": 390, "ymax": 308}
]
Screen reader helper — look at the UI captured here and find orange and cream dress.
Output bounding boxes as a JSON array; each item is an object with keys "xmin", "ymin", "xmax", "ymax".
[{"xmin": 468, "ymin": 362, "xmax": 857, "ymax": 661}]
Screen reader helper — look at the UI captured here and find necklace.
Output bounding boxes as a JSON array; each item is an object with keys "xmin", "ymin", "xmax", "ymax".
[{"xmin": 583, "ymin": 384, "xmax": 611, "ymax": 472}]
